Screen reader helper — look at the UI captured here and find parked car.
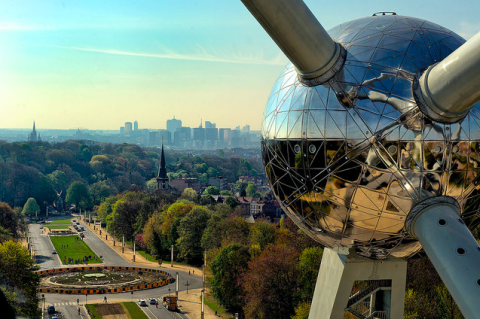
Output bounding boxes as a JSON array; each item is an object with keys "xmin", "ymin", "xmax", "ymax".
[
  {"xmin": 47, "ymin": 304, "xmax": 55, "ymax": 314},
  {"xmin": 52, "ymin": 250, "xmax": 57, "ymax": 254},
  {"xmin": 139, "ymin": 299, "xmax": 147, "ymax": 307}
]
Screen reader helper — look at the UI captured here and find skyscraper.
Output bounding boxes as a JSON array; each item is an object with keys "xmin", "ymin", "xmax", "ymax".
[
  {"xmin": 125, "ymin": 122, "xmax": 132, "ymax": 134},
  {"xmin": 134, "ymin": 120, "xmax": 138, "ymax": 131},
  {"xmin": 166, "ymin": 116, "xmax": 182, "ymax": 141}
]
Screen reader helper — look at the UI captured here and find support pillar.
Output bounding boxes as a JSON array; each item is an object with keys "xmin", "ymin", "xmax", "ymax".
[
  {"xmin": 407, "ymin": 197, "xmax": 480, "ymax": 319},
  {"xmin": 309, "ymin": 248, "xmax": 407, "ymax": 319}
]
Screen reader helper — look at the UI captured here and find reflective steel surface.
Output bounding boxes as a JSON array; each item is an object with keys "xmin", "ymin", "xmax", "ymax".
[{"xmin": 261, "ymin": 15, "xmax": 480, "ymax": 259}]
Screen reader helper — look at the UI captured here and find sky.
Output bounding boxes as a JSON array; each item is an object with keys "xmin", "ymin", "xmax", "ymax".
[{"xmin": 1, "ymin": 0, "xmax": 480, "ymax": 131}]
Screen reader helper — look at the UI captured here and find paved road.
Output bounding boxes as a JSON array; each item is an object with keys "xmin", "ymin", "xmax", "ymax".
[
  {"xmin": 32, "ymin": 216, "xmax": 202, "ymax": 319},
  {"xmin": 29, "ymin": 224, "xmax": 63, "ymax": 269}
]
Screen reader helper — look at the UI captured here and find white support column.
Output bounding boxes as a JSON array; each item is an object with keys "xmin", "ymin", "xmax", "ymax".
[
  {"xmin": 309, "ymin": 248, "xmax": 407, "ymax": 319},
  {"xmin": 408, "ymin": 197, "xmax": 480, "ymax": 319}
]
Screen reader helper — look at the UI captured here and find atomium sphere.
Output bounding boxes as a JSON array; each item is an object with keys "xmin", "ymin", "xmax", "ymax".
[{"xmin": 261, "ymin": 14, "xmax": 480, "ymax": 259}]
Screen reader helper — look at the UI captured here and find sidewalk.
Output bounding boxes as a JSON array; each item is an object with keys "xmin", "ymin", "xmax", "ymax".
[{"xmin": 80, "ymin": 218, "xmax": 202, "ymax": 274}]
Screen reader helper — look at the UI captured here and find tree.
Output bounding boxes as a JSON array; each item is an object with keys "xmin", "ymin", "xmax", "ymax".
[
  {"xmin": 89, "ymin": 181, "xmax": 112, "ymax": 206},
  {"xmin": 0, "ymin": 203, "xmax": 25, "ymax": 239},
  {"xmin": 66, "ymin": 181, "xmax": 92, "ymax": 210},
  {"xmin": 292, "ymin": 301, "xmax": 311, "ymax": 319},
  {"xmin": 111, "ymin": 199, "xmax": 143, "ymax": 241},
  {"xmin": 180, "ymin": 188, "xmax": 198, "ymax": 202},
  {"xmin": 160, "ymin": 202, "xmax": 194, "ymax": 239},
  {"xmin": 21, "ymin": 198, "xmax": 40, "ymax": 218},
  {"xmin": 250, "ymin": 220, "xmax": 277, "ymax": 249},
  {"xmin": 176, "ymin": 206, "xmax": 211, "ymax": 264},
  {"xmin": 246, "ymin": 182, "xmax": 256, "ymax": 197},
  {"xmin": 297, "ymin": 246, "xmax": 323, "ymax": 300},
  {"xmin": 210, "ymin": 244, "xmax": 250, "ymax": 313},
  {"xmin": 225, "ymin": 196, "xmax": 240, "ymax": 209},
  {"xmin": 0, "ymin": 240, "xmax": 40, "ymax": 318},
  {"xmin": 241, "ymin": 244, "xmax": 300, "ymax": 319},
  {"xmin": 234, "ymin": 180, "xmax": 248, "ymax": 196},
  {"xmin": 203, "ymin": 186, "xmax": 220, "ymax": 196}
]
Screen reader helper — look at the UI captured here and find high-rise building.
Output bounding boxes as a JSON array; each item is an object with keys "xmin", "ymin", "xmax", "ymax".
[
  {"xmin": 205, "ymin": 121, "xmax": 216, "ymax": 128},
  {"xmin": 134, "ymin": 120, "xmax": 138, "ymax": 131},
  {"xmin": 120, "ymin": 126, "xmax": 125, "ymax": 134},
  {"xmin": 166, "ymin": 116, "xmax": 182, "ymax": 141},
  {"xmin": 193, "ymin": 127, "xmax": 205, "ymax": 142},
  {"xmin": 125, "ymin": 122, "xmax": 132, "ymax": 134},
  {"xmin": 174, "ymin": 127, "xmax": 191, "ymax": 147},
  {"xmin": 205, "ymin": 127, "xmax": 218, "ymax": 142}
]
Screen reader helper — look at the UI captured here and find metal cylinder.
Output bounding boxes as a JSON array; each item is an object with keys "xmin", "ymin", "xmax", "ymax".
[
  {"xmin": 407, "ymin": 197, "xmax": 480, "ymax": 319},
  {"xmin": 415, "ymin": 30, "xmax": 480, "ymax": 123},
  {"xmin": 241, "ymin": 0, "xmax": 342, "ymax": 80}
]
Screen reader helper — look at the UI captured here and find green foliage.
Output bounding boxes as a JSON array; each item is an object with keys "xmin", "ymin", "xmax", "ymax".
[
  {"xmin": 297, "ymin": 246, "xmax": 323, "ymax": 300},
  {"xmin": 250, "ymin": 221, "xmax": 276, "ymax": 249},
  {"xmin": 201, "ymin": 214, "xmax": 223, "ymax": 251},
  {"xmin": 203, "ymin": 186, "xmax": 220, "ymax": 196},
  {"xmin": 22, "ymin": 198, "xmax": 40, "ymax": 216},
  {"xmin": 176, "ymin": 206, "xmax": 211, "ymax": 264},
  {"xmin": 225, "ymin": 196, "xmax": 239, "ymax": 208},
  {"xmin": 0, "ymin": 202, "xmax": 26, "ymax": 238},
  {"xmin": 210, "ymin": 244, "xmax": 250, "ymax": 313},
  {"xmin": 234, "ymin": 181, "xmax": 248, "ymax": 196},
  {"xmin": 89, "ymin": 181, "xmax": 113, "ymax": 206},
  {"xmin": 292, "ymin": 301, "xmax": 311, "ymax": 319},
  {"xmin": 180, "ymin": 188, "xmax": 198, "ymax": 202},
  {"xmin": 66, "ymin": 181, "xmax": 92, "ymax": 210},
  {"xmin": 0, "ymin": 240, "xmax": 40, "ymax": 318},
  {"xmin": 245, "ymin": 182, "xmax": 256, "ymax": 197}
]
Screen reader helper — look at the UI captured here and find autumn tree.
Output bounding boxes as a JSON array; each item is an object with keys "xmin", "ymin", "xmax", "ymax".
[
  {"xmin": 250, "ymin": 220, "xmax": 277, "ymax": 249},
  {"xmin": 0, "ymin": 240, "xmax": 40, "ymax": 317},
  {"xmin": 210, "ymin": 244, "xmax": 250, "ymax": 314},
  {"xmin": 297, "ymin": 246, "xmax": 323, "ymax": 300},
  {"xmin": 241, "ymin": 244, "xmax": 299, "ymax": 319}
]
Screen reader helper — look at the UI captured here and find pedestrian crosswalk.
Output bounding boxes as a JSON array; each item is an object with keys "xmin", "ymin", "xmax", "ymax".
[{"xmin": 51, "ymin": 297, "xmax": 164, "ymax": 307}]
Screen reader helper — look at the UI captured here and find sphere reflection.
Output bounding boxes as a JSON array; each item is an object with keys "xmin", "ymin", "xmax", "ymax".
[{"xmin": 261, "ymin": 15, "xmax": 480, "ymax": 259}]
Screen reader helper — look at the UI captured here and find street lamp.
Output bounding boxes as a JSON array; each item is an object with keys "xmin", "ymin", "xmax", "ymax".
[
  {"xmin": 185, "ymin": 281, "xmax": 190, "ymax": 294},
  {"xmin": 42, "ymin": 294, "xmax": 45, "ymax": 317},
  {"xmin": 85, "ymin": 293, "xmax": 88, "ymax": 305},
  {"xmin": 175, "ymin": 272, "xmax": 179, "ymax": 298},
  {"xmin": 171, "ymin": 244, "xmax": 174, "ymax": 267}
]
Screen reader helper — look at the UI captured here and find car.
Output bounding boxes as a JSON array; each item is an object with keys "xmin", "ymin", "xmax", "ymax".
[
  {"xmin": 72, "ymin": 220, "xmax": 76, "ymax": 222},
  {"xmin": 40, "ymin": 225, "xmax": 44, "ymax": 229},
  {"xmin": 149, "ymin": 298, "xmax": 157, "ymax": 305},
  {"xmin": 47, "ymin": 304, "xmax": 55, "ymax": 314},
  {"xmin": 52, "ymin": 250, "xmax": 57, "ymax": 254},
  {"xmin": 139, "ymin": 299, "xmax": 147, "ymax": 307},
  {"xmin": 51, "ymin": 316, "xmax": 58, "ymax": 319}
]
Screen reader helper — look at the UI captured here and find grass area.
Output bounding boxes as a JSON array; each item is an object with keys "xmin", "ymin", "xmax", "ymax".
[
  {"xmin": 50, "ymin": 235, "xmax": 101, "ymax": 264},
  {"xmin": 46, "ymin": 225, "xmax": 70, "ymax": 230},
  {"xmin": 204, "ymin": 293, "xmax": 230, "ymax": 317},
  {"xmin": 49, "ymin": 219, "xmax": 72, "ymax": 225},
  {"xmin": 122, "ymin": 302, "xmax": 149, "ymax": 319},
  {"xmin": 85, "ymin": 304, "xmax": 102, "ymax": 319}
]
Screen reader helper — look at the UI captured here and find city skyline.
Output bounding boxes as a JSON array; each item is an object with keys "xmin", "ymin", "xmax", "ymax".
[{"xmin": 2, "ymin": 0, "xmax": 480, "ymax": 130}]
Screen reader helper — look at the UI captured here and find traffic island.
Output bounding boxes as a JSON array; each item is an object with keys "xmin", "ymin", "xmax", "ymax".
[{"xmin": 36, "ymin": 266, "xmax": 173, "ymax": 294}]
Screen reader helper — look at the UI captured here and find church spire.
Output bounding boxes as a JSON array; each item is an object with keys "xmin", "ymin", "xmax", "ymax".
[
  {"xmin": 33, "ymin": 121, "xmax": 36, "ymax": 132},
  {"xmin": 156, "ymin": 138, "xmax": 169, "ymax": 190}
]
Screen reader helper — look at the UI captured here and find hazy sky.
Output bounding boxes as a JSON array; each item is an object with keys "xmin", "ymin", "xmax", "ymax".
[{"xmin": 1, "ymin": 0, "xmax": 480, "ymax": 130}]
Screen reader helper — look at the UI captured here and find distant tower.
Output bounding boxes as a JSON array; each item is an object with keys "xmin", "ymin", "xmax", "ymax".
[
  {"xmin": 134, "ymin": 120, "xmax": 138, "ymax": 131},
  {"xmin": 28, "ymin": 121, "xmax": 37, "ymax": 142},
  {"xmin": 156, "ymin": 140, "xmax": 169, "ymax": 190}
]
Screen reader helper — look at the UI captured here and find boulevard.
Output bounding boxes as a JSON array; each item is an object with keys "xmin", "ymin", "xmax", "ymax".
[{"xmin": 29, "ymin": 217, "xmax": 203, "ymax": 319}]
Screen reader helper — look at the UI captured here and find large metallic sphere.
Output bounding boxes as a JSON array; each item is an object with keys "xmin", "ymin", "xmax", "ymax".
[{"xmin": 262, "ymin": 15, "xmax": 480, "ymax": 259}]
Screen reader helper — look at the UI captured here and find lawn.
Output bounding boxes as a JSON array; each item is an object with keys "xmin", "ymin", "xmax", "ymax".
[
  {"xmin": 46, "ymin": 225, "xmax": 70, "ymax": 230},
  {"xmin": 204, "ymin": 293, "xmax": 229, "ymax": 317},
  {"xmin": 50, "ymin": 236, "xmax": 101, "ymax": 264},
  {"xmin": 122, "ymin": 302, "xmax": 149, "ymax": 319},
  {"xmin": 85, "ymin": 304, "xmax": 102, "ymax": 319},
  {"xmin": 49, "ymin": 219, "xmax": 72, "ymax": 225}
]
